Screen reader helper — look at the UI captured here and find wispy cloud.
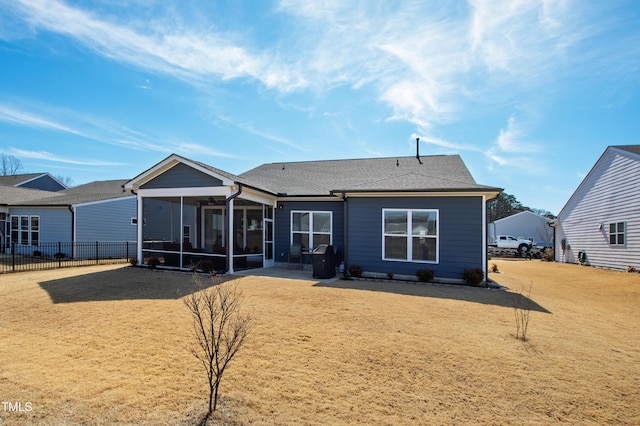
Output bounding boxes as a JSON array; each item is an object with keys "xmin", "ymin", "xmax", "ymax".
[
  {"xmin": 0, "ymin": 103, "xmax": 88, "ymax": 137},
  {"xmin": 8, "ymin": 147, "xmax": 124, "ymax": 166},
  {"xmin": 217, "ymin": 115, "xmax": 308, "ymax": 152},
  {"xmin": 10, "ymin": 0, "xmax": 307, "ymax": 92},
  {"xmin": 0, "ymin": 100, "xmax": 235, "ymax": 160}
]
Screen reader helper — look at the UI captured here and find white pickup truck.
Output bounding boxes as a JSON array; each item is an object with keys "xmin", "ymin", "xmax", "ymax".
[{"xmin": 490, "ymin": 235, "xmax": 534, "ymax": 255}]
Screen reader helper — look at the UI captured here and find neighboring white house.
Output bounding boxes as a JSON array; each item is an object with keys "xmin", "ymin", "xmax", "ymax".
[
  {"xmin": 488, "ymin": 210, "xmax": 553, "ymax": 247},
  {"xmin": 553, "ymin": 145, "xmax": 640, "ymax": 270}
]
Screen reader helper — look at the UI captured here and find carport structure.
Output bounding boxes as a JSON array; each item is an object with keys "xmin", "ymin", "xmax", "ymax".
[{"xmin": 125, "ymin": 154, "xmax": 276, "ymax": 273}]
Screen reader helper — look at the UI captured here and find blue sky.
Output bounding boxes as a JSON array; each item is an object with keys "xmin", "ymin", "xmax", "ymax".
[{"xmin": 1, "ymin": 0, "xmax": 639, "ymax": 214}]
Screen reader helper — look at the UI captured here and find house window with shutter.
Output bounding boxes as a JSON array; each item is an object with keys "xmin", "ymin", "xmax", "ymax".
[{"xmin": 609, "ymin": 222, "xmax": 626, "ymax": 245}]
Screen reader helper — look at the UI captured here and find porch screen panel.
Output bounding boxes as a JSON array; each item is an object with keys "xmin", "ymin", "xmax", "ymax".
[
  {"xmin": 204, "ymin": 209, "xmax": 224, "ymax": 252},
  {"xmin": 246, "ymin": 209, "xmax": 263, "ymax": 253}
]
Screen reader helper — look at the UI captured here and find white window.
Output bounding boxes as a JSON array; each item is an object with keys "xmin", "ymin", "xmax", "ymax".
[
  {"xmin": 383, "ymin": 209, "xmax": 438, "ymax": 263},
  {"xmin": 609, "ymin": 222, "xmax": 625, "ymax": 245},
  {"xmin": 10, "ymin": 215, "xmax": 40, "ymax": 246},
  {"xmin": 291, "ymin": 211, "xmax": 332, "ymax": 251}
]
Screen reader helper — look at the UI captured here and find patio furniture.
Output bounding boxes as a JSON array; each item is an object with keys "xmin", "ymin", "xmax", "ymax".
[{"xmin": 288, "ymin": 243, "xmax": 302, "ymax": 269}]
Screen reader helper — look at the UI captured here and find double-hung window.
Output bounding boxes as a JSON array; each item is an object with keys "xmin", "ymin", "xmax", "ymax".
[
  {"xmin": 291, "ymin": 211, "xmax": 332, "ymax": 251},
  {"xmin": 10, "ymin": 215, "xmax": 40, "ymax": 246},
  {"xmin": 383, "ymin": 209, "xmax": 438, "ymax": 262},
  {"xmin": 609, "ymin": 222, "xmax": 625, "ymax": 245}
]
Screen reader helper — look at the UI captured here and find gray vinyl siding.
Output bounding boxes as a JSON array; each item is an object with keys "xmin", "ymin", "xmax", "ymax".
[
  {"xmin": 274, "ymin": 200, "xmax": 345, "ymax": 263},
  {"xmin": 75, "ymin": 197, "xmax": 137, "ymax": 242},
  {"xmin": 556, "ymin": 148, "xmax": 640, "ymax": 270},
  {"xmin": 141, "ymin": 163, "xmax": 223, "ymax": 189},
  {"xmin": 18, "ymin": 175, "xmax": 65, "ymax": 191},
  {"xmin": 347, "ymin": 196, "xmax": 484, "ymax": 279},
  {"xmin": 9, "ymin": 207, "xmax": 71, "ymax": 242}
]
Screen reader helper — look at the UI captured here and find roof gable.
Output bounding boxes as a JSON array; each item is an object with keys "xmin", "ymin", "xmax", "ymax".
[
  {"xmin": 125, "ymin": 154, "xmax": 237, "ymax": 190},
  {"xmin": 0, "ymin": 173, "xmax": 66, "ymax": 191}
]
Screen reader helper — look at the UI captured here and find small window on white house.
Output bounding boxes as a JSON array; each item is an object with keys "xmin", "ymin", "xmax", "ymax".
[{"xmin": 609, "ymin": 222, "xmax": 625, "ymax": 245}]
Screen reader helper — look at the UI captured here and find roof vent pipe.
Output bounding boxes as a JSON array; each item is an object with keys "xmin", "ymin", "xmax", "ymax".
[{"xmin": 416, "ymin": 137, "xmax": 423, "ymax": 164}]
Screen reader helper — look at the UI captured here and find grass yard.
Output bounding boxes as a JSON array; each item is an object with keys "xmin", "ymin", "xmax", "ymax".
[{"xmin": 0, "ymin": 260, "xmax": 638, "ymax": 424}]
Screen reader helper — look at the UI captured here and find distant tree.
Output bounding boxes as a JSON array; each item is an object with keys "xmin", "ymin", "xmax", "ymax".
[
  {"xmin": 0, "ymin": 154, "xmax": 23, "ymax": 176},
  {"xmin": 55, "ymin": 175, "xmax": 74, "ymax": 187},
  {"xmin": 530, "ymin": 208, "xmax": 556, "ymax": 219},
  {"xmin": 487, "ymin": 192, "xmax": 528, "ymax": 222}
]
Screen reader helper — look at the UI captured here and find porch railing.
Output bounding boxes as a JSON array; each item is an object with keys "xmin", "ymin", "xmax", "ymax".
[{"xmin": 1, "ymin": 241, "xmax": 137, "ymax": 274}]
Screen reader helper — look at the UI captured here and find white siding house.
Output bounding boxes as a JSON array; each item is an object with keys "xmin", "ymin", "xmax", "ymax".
[
  {"xmin": 488, "ymin": 210, "xmax": 553, "ymax": 247},
  {"xmin": 553, "ymin": 145, "xmax": 640, "ymax": 270}
]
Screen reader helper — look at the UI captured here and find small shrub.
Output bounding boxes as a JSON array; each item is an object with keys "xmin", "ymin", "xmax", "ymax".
[
  {"xmin": 463, "ymin": 268, "xmax": 484, "ymax": 286},
  {"xmin": 198, "ymin": 259, "xmax": 216, "ymax": 274},
  {"xmin": 348, "ymin": 265, "xmax": 363, "ymax": 278},
  {"xmin": 490, "ymin": 263, "xmax": 499, "ymax": 273},
  {"xmin": 54, "ymin": 252, "xmax": 66, "ymax": 260},
  {"xmin": 513, "ymin": 284, "xmax": 533, "ymax": 341},
  {"xmin": 386, "ymin": 272, "xmax": 394, "ymax": 280},
  {"xmin": 147, "ymin": 257, "xmax": 160, "ymax": 269},
  {"xmin": 541, "ymin": 248, "xmax": 554, "ymax": 262},
  {"xmin": 129, "ymin": 257, "xmax": 139, "ymax": 266},
  {"xmin": 33, "ymin": 250, "xmax": 42, "ymax": 257},
  {"xmin": 627, "ymin": 265, "xmax": 639, "ymax": 273},
  {"xmin": 416, "ymin": 268, "xmax": 434, "ymax": 283}
]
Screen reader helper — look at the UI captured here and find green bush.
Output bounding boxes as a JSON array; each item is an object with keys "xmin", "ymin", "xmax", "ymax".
[
  {"xmin": 348, "ymin": 265, "xmax": 363, "ymax": 278},
  {"xmin": 147, "ymin": 257, "xmax": 160, "ymax": 269},
  {"xmin": 416, "ymin": 268, "xmax": 434, "ymax": 282},
  {"xmin": 463, "ymin": 268, "xmax": 484, "ymax": 286}
]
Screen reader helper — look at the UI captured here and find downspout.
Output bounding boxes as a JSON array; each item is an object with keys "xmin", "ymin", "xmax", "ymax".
[
  {"xmin": 342, "ymin": 192, "xmax": 349, "ymax": 278},
  {"xmin": 226, "ymin": 183, "xmax": 243, "ymax": 273},
  {"xmin": 69, "ymin": 205, "xmax": 75, "ymax": 258},
  {"xmin": 482, "ymin": 195, "xmax": 488, "ymax": 286}
]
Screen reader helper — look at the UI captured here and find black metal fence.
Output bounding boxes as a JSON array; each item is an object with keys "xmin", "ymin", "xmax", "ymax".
[{"xmin": 1, "ymin": 241, "xmax": 137, "ymax": 274}]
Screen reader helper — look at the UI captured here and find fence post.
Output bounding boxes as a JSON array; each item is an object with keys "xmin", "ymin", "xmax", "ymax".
[
  {"xmin": 12, "ymin": 241, "xmax": 15, "ymax": 272},
  {"xmin": 96, "ymin": 241, "xmax": 99, "ymax": 265},
  {"xmin": 58, "ymin": 241, "xmax": 62, "ymax": 268},
  {"xmin": 126, "ymin": 241, "xmax": 129, "ymax": 260}
]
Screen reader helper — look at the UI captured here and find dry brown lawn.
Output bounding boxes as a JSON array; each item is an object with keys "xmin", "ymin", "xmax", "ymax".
[{"xmin": 0, "ymin": 259, "xmax": 638, "ymax": 425}]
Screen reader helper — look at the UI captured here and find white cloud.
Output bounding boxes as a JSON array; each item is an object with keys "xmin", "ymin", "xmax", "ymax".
[
  {"xmin": 8, "ymin": 147, "xmax": 124, "ymax": 166},
  {"xmin": 0, "ymin": 103, "xmax": 88, "ymax": 137}
]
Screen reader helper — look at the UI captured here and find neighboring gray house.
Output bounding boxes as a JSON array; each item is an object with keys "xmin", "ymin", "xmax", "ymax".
[
  {"xmin": 553, "ymin": 145, "xmax": 640, "ymax": 270},
  {"xmin": 0, "ymin": 172, "xmax": 67, "ymax": 192},
  {"xmin": 1, "ymin": 180, "xmax": 136, "ymax": 256},
  {"xmin": 488, "ymin": 210, "xmax": 553, "ymax": 247},
  {"xmin": 125, "ymin": 153, "xmax": 501, "ymax": 281}
]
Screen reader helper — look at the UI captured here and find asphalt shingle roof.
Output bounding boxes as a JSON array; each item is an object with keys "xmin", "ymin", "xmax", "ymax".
[
  {"xmin": 0, "ymin": 185, "xmax": 59, "ymax": 205},
  {"xmin": 0, "ymin": 173, "xmax": 46, "ymax": 187},
  {"xmin": 612, "ymin": 145, "xmax": 640, "ymax": 156},
  {"xmin": 240, "ymin": 155, "xmax": 500, "ymax": 196},
  {"xmin": 17, "ymin": 180, "xmax": 132, "ymax": 206}
]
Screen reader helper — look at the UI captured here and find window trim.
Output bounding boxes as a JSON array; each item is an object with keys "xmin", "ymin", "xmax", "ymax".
[
  {"xmin": 382, "ymin": 208, "xmax": 439, "ymax": 264},
  {"xmin": 609, "ymin": 222, "xmax": 626, "ymax": 246},
  {"xmin": 290, "ymin": 210, "xmax": 333, "ymax": 251},
  {"xmin": 10, "ymin": 215, "xmax": 40, "ymax": 246}
]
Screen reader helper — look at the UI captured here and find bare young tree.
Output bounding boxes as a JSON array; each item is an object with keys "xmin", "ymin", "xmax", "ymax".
[
  {"xmin": 512, "ymin": 284, "xmax": 533, "ymax": 341},
  {"xmin": 0, "ymin": 154, "xmax": 23, "ymax": 176},
  {"xmin": 183, "ymin": 275, "xmax": 252, "ymax": 418}
]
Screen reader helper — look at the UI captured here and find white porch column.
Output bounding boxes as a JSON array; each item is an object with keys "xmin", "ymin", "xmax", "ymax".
[
  {"xmin": 228, "ymin": 197, "xmax": 234, "ymax": 274},
  {"xmin": 136, "ymin": 195, "xmax": 143, "ymax": 265}
]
